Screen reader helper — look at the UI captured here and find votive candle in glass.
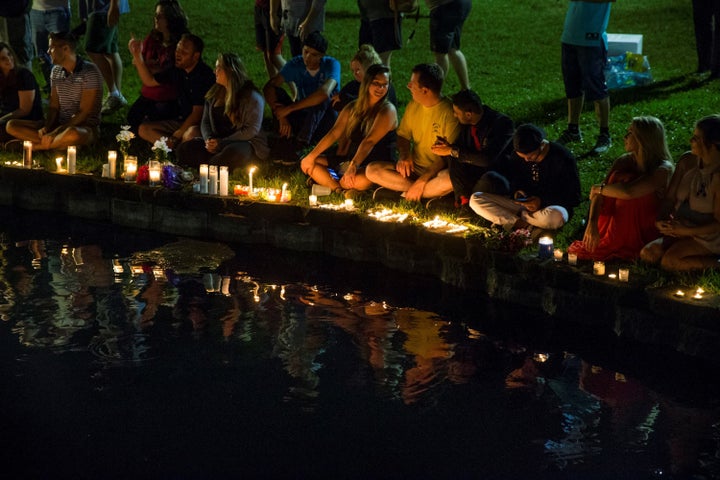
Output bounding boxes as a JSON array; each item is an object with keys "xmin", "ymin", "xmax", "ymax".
[
  {"xmin": 618, "ymin": 268, "xmax": 629, "ymax": 282},
  {"xmin": 248, "ymin": 166, "xmax": 257, "ymax": 196},
  {"xmin": 567, "ymin": 252, "xmax": 578, "ymax": 265},
  {"xmin": 55, "ymin": 156, "xmax": 64, "ymax": 172},
  {"xmin": 124, "ymin": 155, "xmax": 137, "ymax": 182},
  {"xmin": 553, "ymin": 248, "xmax": 563, "ymax": 262},
  {"xmin": 593, "ymin": 261, "xmax": 605, "ymax": 276},
  {"xmin": 199, "ymin": 164, "xmax": 209, "ymax": 194},
  {"xmin": 148, "ymin": 160, "xmax": 161, "ymax": 186},
  {"xmin": 67, "ymin": 146, "xmax": 76, "ymax": 174},
  {"xmin": 309, "ymin": 194, "xmax": 318, "ymax": 206},
  {"xmin": 219, "ymin": 166, "xmax": 229, "ymax": 196},
  {"xmin": 538, "ymin": 236, "xmax": 553, "ymax": 259}
]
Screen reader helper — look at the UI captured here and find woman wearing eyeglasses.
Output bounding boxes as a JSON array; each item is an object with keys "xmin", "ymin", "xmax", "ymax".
[
  {"xmin": 640, "ymin": 115, "xmax": 720, "ymax": 271},
  {"xmin": 568, "ymin": 116, "xmax": 673, "ymax": 261},
  {"xmin": 300, "ymin": 63, "xmax": 398, "ymax": 198}
]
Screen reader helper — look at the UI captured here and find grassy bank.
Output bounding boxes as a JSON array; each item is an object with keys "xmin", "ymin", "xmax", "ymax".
[{"xmin": 2, "ymin": 0, "xmax": 718, "ymax": 290}]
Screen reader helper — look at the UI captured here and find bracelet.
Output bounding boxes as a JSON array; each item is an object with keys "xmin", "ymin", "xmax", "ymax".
[{"xmin": 599, "ymin": 182, "xmax": 606, "ymax": 194}]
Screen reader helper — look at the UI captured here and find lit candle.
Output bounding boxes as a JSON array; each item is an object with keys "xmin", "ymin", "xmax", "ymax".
[
  {"xmin": 553, "ymin": 248, "xmax": 563, "ymax": 262},
  {"xmin": 219, "ymin": 166, "xmax": 229, "ymax": 196},
  {"xmin": 674, "ymin": 290, "xmax": 685, "ymax": 298},
  {"xmin": 248, "ymin": 166, "xmax": 256, "ymax": 196},
  {"xmin": 608, "ymin": 273, "xmax": 617, "ymax": 280},
  {"xmin": 124, "ymin": 155, "xmax": 137, "ymax": 182},
  {"xmin": 55, "ymin": 156, "xmax": 64, "ymax": 172},
  {"xmin": 67, "ymin": 146, "xmax": 76, "ymax": 174},
  {"xmin": 618, "ymin": 268, "xmax": 629, "ymax": 282},
  {"xmin": 309, "ymin": 194, "xmax": 318, "ymax": 206},
  {"xmin": 107, "ymin": 150, "xmax": 117, "ymax": 179},
  {"xmin": 221, "ymin": 276, "xmax": 231, "ymax": 296},
  {"xmin": 281, "ymin": 182, "xmax": 288, "ymax": 202},
  {"xmin": 538, "ymin": 236, "xmax": 553, "ymax": 259},
  {"xmin": 23, "ymin": 141, "xmax": 32, "ymax": 169},
  {"xmin": 199, "ymin": 164, "xmax": 209, "ymax": 194},
  {"xmin": 567, "ymin": 252, "xmax": 578, "ymax": 265},
  {"xmin": 148, "ymin": 160, "xmax": 161, "ymax": 186},
  {"xmin": 208, "ymin": 165, "xmax": 218, "ymax": 195},
  {"xmin": 693, "ymin": 287, "xmax": 704, "ymax": 300},
  {"xmin": 344, "ymin": 198, "xmax": 354, "ymax": 209},
  {"xmin": 593, "ymin": 261, "xmax": 605, "ymax": 276}
]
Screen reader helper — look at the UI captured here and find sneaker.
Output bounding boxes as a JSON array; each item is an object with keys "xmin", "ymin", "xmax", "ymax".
[
  {"xmin": 456, "ymin": 204, "xmax": 475, "ymax": 222},
  {"xmin": 425, "ymin": 195, "xmax": 455, "ymax": 211},
  {"xmin": 101, "ymin": 93, "xmax": 128, "ymax": 115},
  {"xmin": 590, "ymin": 133, "xmax": 612, "ymax": 155},
  {"xmin": 556, "ymin": 129, "xmax": 583, "ymax": 145},
  {"xmin": 372, "ymin": 187, "xmax": 402, "ymax": 203}
]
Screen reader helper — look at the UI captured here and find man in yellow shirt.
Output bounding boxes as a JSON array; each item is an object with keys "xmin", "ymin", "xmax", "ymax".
[{"xmin": 366, "ymin": 63, "xmax": 460, "ymax": 202}]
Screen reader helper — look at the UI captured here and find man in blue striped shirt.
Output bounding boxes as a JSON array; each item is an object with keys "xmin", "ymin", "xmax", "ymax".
[{"xmin": 7, "ymin": 31, "xmax": 102, "ymax": 150}]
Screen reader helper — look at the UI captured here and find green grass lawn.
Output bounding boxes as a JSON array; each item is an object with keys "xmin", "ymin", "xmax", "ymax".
[{"xmin": 3, "ymin": 0, "xmax": 718, "ymax": 289}]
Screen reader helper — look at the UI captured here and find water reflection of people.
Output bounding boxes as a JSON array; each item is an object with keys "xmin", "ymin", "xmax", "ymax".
[{"xmin": 395, "ymin": 309, "xmax": 454, "ymax": 405}]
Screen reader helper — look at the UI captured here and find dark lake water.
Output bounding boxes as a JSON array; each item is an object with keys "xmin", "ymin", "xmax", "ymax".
[{"xmin": 0, "ymin": 208, "xmax": 719, "ymax": 479}]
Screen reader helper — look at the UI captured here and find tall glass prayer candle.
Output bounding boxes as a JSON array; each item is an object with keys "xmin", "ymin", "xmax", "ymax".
[
  {"xmin": 67, "ymin": 146, "xmax": 76, "ymax": 174},
  {"xmin": 281, "ymin": 183, "xmax": 288, "ymax": 202},
  {"xmin": 23, "ymin": 141, "xmax": 32, "ymax": 168},
  {"xmin": 248, "ymin": 166, "xmax": 256, "ymax": 196},
  {"xmin": 618, "ymin": 268, "xmax": 629, "ymax": 282},
  {"xmin": 107, "ymin": 150, "xmax": 117, "ymax": 179},
  {"xmin": 124, "ymin": 156, "xmax": 137, "ymax": 182},
  {"xmin": 199, "ymin": 164, "xmax": 209, "ymax": 194},
  {"xmin": 55, "ymin": 157, "xmax": 64, "ymax": 172},
  {"xmin": 208, "ymin": 165, "xmax": 218, "ymax": 195},
  {"xmin": 219, "ymin": 166, "xmax": 229, "ymax": 196}
]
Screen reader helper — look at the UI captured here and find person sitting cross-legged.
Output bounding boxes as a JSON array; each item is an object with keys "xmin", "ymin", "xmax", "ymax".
[
  {"xmin": 469, "ymin": 124, "xmax": 581, "ymax": 232},
  {"xmin": 263, "ymin": 31, "xmax": 340, "ymax": 156},
  {"xmin": 430, "ymin": 89, "xmax": 514, "ymax": 214},
  {"xmin": 365, "ymin": 63, "xmax": 460, "ymax": 203},
  {"xmin": 176, "ymin": 53, "xmax": 269, "ymax": 171},
  {"xmin": 300, "ymin": 63, "xmax": 398, "ymax": 197},
  {"xmin": 6, "ymin": 31, "xmax": 102, "ymax": 150}
]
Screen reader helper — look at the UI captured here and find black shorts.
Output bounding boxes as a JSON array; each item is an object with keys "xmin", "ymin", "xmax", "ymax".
[
  {"xmin": 359, "ymin": 17, "xmax": 401, "ymax": 53},
  {"xmin": 429, "ymin": 0, "xmax": 471, "ymax": 54}
]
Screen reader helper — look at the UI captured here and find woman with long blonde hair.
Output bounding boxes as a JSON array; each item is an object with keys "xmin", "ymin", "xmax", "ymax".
[
  {"xmin": 177, "ymin": 53, "xmax": 269, "ymax": 170},
  {"xmin": 568, "ymin": 116, "xmax": 674, "ymax": 260},
  {"xmin": 300, "ymin": 63, "xmax": 398, "ymax": 197}
]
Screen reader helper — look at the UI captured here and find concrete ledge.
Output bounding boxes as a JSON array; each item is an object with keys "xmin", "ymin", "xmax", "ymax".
[{"xmin": 2, "ymin": 165, "xmax": 719, "ymax": 361}]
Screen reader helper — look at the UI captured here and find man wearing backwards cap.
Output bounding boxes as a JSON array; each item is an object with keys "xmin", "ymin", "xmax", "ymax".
[
  {"xmin": 469, "ymin": 123, "xmax": 581, "ymax": 232},
  {"xmin": 263, "ymin": 30, "xmax": 340, "ymax": 153}
]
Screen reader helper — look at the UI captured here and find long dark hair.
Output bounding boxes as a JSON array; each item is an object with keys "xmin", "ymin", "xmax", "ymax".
[
  {"xmin": 206, "ymin": 53, "xmax": 257, "ymax": 126},
  {"xmin": 345, "ymin": 64, "xmax": 391, "ymax": 138},
  {"xmin": 0, "ymin": 42, "xmax": 19, "ymax": 91},
  {"xmin": 150, "ymin": 0, "xmax": 189, "ymax": 44}
]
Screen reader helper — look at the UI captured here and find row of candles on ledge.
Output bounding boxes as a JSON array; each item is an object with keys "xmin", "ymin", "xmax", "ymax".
[{"xmin": 538, "ymin": 236, "xmax": 630, "ymax": 281}]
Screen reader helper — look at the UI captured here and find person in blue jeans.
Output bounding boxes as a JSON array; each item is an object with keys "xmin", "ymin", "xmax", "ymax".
[
  {"xmin": 263, "ymin": 31, "xmax": 340, "ymax": 154},
  {"xmin": 30, "ymin": 0, "xmax": 71, "ymax": 94}
]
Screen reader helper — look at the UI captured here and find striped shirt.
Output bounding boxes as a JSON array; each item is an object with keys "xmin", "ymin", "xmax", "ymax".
[{"xmin": 50, "ymin": 56, "xmax": 103, "ymax": 127}]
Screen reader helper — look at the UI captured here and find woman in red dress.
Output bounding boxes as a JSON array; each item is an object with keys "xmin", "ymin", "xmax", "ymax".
[{"xmin": 568, "ymin": 116, "xmax": 674, "ymax": 260}]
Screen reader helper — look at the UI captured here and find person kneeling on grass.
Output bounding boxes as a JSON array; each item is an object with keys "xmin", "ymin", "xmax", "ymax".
[
  {"xmin": 300, "ymin": 64, "xmax": 397, "ymax": 198},
  {"xmin": 469, "ymin": 124, "xmax": 581, "ymax": 233}
]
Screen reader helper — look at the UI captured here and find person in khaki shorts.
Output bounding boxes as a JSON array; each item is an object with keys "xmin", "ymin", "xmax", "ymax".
[{"xmin": 6, "ymin": 31, "xmax": 102, "ymax": 150}]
